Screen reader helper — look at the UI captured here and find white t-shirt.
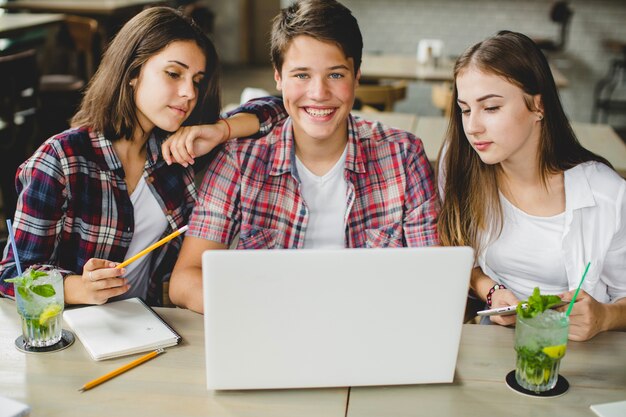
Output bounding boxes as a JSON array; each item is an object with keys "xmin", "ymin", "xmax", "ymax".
[
  {"xmin": 111, "ymin": 176, "xmax": 168, "ymax": 301},
  {"xmin": 295, "ymin": 146, "xmax": 348, "ymax": 249},
  {"xmin": 485, "ymin": 194, "xmax": 568, "ymax": 300}
]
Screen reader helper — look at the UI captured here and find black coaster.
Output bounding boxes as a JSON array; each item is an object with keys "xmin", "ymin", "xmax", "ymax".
[
  {"xmin": 15, "ymin": 329, "xmax": 75, "ymax": 354},
  {"xmin": 505, "ymin": 370, "xmax": 569, "ymax": 398}
]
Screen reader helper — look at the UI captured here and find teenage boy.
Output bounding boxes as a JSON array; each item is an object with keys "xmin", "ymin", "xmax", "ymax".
[{"xmin": 169, "ymin": 0, "xmax": 438, "ymax": 313}]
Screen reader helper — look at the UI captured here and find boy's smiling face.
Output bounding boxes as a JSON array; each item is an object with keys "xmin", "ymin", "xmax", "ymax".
[{"xmin": 275, "ymin": 35, "xmax": 359, "ymax": 147}]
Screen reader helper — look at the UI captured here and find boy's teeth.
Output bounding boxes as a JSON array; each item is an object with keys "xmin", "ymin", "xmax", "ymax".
[{"xmin": 306, "ymin": 108, "xmax": 333, "ymax": 117}]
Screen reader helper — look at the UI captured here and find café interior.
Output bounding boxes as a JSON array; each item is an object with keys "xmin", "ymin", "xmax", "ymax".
[
  {"xmin": 1, "ymin": 2, "xmax": 626, "ymax": 416},
  {"xmin": 0, "ymin": 0, "xmax": 625, "ymax": 237}
]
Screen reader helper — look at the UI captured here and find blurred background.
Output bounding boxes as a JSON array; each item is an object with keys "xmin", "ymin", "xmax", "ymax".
[{"xmin": 1, "ymin": 0, "xmax": 625, "ymax": 241}]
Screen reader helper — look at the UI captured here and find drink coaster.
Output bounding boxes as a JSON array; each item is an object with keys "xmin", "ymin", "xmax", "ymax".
[
  {"xmin": 505, "ymin": 370, "xmax": 569, "ymax": 398},
  {"xmin": 15, "ymin": 329, "xmax": 75, "ymax": 354}
]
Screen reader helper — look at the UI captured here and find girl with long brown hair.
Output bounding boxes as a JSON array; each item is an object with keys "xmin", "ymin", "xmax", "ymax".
[
  {"xmin": 0, "ymin": 7, "xmax": 225, "ymax": 306},
  {"xmin": 438, "ymin": 31, "xmax": 625, "ymax": 341}
]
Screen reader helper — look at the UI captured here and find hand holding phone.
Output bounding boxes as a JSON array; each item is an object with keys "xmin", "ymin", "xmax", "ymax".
[{"xmin": 477, "ymin": 300, "xmax": 568, "ymax": 317}]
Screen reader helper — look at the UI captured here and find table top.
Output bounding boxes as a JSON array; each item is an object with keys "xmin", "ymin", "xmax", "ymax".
[
  {"xmin": 1, "ymin": 298, "xmax": 624, "ymax": 416},
  {"xmin": 348, "ymin": 325, "xmax": 626, "ymax": 417},
  {"xmin": 0, "ymin": 12, "xmax": 63, "ymax": 38},
  {"xmin": 361, "ymin": 53, "xmax": 569, "ymax": 88},
  {"xmin": 0, "ymin": 299, "xmax": 348, "ymax": 417},
  {"xmin": 413, "ymin": 115, "xmax": 626, "ymax": 177},
  {"xmin": 0, "ymin": 0, "xmax": 165, "ymax": 16}
]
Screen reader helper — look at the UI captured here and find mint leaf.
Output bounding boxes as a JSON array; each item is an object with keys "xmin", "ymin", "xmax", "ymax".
[
  {"xmin": 4, "ymin": 276, "xmax": 24, "ymax": 284},
  {"xmin": 29, "ymin": 270, "xmax": 48, "ymax": 281},
  {"xmin": 31, "ymin": 284, "xmax": 56, "ymax": 298},
  {"xmin": 518, "ymin": 287, "xmax": 562, "ymax": 319},
  {"xmin": 17, "ymin": 285, "xmax": 31, "ymax": 301}
]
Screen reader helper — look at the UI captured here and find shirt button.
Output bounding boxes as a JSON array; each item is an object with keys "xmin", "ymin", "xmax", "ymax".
[
  {"xmin": 166, "ymin": 210, "xmax": 173, "ymax": 216},
  {"xmin": 147, "ymin": 176, "xmax": 154, "ymax": 184}
]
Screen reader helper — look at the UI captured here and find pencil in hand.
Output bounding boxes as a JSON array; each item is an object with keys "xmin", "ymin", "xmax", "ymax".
[
  {"xmin": 79, "ymin": 349, "xmax": 165, "ymax": 392},
  {"xmin": 116, "ymin": 225, "xmax": 189, "ymax": 269}
]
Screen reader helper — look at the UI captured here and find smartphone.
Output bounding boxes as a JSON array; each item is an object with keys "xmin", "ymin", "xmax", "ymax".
[{"xmin": 477, "ymin": 301, "xmax": 568, "ymax": 317}]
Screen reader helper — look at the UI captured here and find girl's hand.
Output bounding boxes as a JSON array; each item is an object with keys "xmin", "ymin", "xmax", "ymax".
[
  {"xmin": 557, "ymin": 289, "xmax": 606, "ymax": 341},
  {"xmin": 65, "ymin": 258, "xmax": 128, "ymax": 305},
  {"xmin": 161, "ymin": 122, "xmax": 229, "ymax": 167},
  {"xmin": 489, "ymin": 288, "xmax": 520, "ymax": 326}
]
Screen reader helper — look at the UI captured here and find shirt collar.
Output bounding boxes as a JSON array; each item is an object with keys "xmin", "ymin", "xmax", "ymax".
[
  {"xmin": 89, "ymin": 129, "xmax": 162, "ymax": 176},
  {"xmin": 268, "ymin": 114, "xmax": 366, "ymax": 177},
  {"xmin": 564, "ymin": 163, "xmax": 596, "ymax": 211}
]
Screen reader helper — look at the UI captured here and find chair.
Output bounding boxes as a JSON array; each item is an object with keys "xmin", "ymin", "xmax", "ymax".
[
  {"xmin": 355, "ymin": 81, "xmax": 407, "ymax": 112},
  {"xmin": 0, "ymin": 49, "xmax": 41, "ymax": 223},
  {"xmin": 39, "ymin": 15, "xmax": 99, "ymax": 140},
  {"xmin": 592, "ymin": 42, "xmax": 626, "ymax": 123},
  {"xmin": 431, "ymin": 81, "xmax": 453, "ymax": 117},
  {"xmin": 533, "ymin": 1, "xmax": 574, "ymax": 53}
]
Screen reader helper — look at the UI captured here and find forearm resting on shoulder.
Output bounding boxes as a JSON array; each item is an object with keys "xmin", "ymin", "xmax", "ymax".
[{"xmin": 224, "ymin": 113, "xmax": 260, "ymax": 139}]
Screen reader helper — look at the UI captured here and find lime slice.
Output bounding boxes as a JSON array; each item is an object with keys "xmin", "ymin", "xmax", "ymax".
[
  {"xmin": 542, "ymin": 344, "xmax": 567, "ymax": 359},
  {"xmin": 39, "ymin": 303, "xmax": 62, "ymax": 326}
]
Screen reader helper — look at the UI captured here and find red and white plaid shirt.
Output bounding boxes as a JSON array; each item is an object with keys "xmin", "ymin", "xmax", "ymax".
[{"xmin": 189, "ymin": 114, "xmax": 439, "ymax": 248}]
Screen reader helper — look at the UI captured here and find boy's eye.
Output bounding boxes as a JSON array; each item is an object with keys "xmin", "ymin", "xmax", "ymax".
[
  {"xmin": 329, "ymin": 73, "xmax": 344, "ymax": 79},
  {"xmin": 294, "ymin": 73, "xmax": 309, "ymax": 79}
]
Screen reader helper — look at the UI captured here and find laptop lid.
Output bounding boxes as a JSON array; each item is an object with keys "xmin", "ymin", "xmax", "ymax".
[{"xmin": 202, "ymin": 247, "xmax": 474, "ymax": 390}]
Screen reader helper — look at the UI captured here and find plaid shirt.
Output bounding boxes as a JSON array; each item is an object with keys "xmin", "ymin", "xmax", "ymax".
[
  {"xmin": 189, "ymin": 111, "xmax": 439, "ymax": 249},
  {"xmin": 0, "ymin": 127, "xmax": 196, "ymax": 305}
]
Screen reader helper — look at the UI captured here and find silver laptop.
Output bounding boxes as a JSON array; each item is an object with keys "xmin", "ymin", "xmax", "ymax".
[{"xmin": 202, "ymin": 247, "xmax": 473, "ymax": 390}]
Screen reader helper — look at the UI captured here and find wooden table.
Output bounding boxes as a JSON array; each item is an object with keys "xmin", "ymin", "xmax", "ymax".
[
  {"xmin": 347, "ymin": 324, "xmax": 626, "ymax": 417},
  {"xmin": 0, "ymin": 299, "xmax": 348, "ymax": 417},
  {"xmin": 414, "ymin": 115, "xmax": 626, "ymax": 177},
  {"xmin": 361, "ymin": 53, "xmax": 569, "ymax": 88},
  {"xmin": 1, "ymin": 298, "xmax": 624, "ymax": 416},
  {"xmin": 0, "ymin": 12, "xmax": 63, "ymax": 38}
]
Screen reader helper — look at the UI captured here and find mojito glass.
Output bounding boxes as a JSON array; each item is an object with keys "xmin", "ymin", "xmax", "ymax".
[
  {"xmin": 514, "ymin": 309, "xmax": 569, "ymax": 392},
  {"xmin": 11, "ymin": 267, "xmax": 65, "ymax": 347}
]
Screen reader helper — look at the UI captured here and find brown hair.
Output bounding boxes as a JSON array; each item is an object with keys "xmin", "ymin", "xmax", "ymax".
[
  {"xmin": 437, "ymin": 30, "xmax": 610, "ymax": 253},
  {"xmin": 270, "ymin": 0, "xmax": 362, "ymax": 76},
  {"xmin": 71, "ymin": 6, "xmax": 221, "ymax": 140}
]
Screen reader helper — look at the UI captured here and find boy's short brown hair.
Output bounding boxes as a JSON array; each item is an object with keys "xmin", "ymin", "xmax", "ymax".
[{"xmin": 270, "ymin": 0, "xmax": 363, "ymax": 76}]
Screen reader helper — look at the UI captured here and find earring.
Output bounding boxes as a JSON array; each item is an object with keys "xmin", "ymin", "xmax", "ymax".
[{"xmin": 537, "ymin": 113, "xmax": 544, "ymax": 121}]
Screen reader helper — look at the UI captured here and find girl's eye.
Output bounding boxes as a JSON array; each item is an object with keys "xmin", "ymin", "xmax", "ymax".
[
  {"xmin": 166, "ymin": 71, "xmax": 180, "ymax": 79},
  {"xmin": 460, "ymin": 108, "xmax": 470, "ymax": 115},
  {"xmin": 485, "ymin": 106, "xmax": 500, "ymax": 112}
]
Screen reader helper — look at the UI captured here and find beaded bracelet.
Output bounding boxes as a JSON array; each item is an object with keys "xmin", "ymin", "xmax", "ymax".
[{"xmin": 486, "ymin": 283, "xmax": 506, "ymax": 307}]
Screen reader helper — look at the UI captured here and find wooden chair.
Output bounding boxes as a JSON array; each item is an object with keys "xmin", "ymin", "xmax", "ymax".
[
  {"xmin": 533, "ymin": 1, "xmax": 574, "ymax": 53},
  {"xmin": 431, "ymin": 81, "xmax": 453, "ymax": 117},
  {"xmin": 0, "ymin": 49, "xmax": 40, "ymax": 222},
  {"xmin": 355, "ymin": 80, "xmax": 407, "ymax": 112}
]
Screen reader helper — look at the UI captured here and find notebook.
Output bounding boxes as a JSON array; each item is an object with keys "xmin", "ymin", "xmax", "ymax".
[
  {"xmin": 202, "ymin": 247, "xmax": 474, "ymax": 390},
  {"xmin": 0, "ymin": 395, "xmax": 30, "ymax": 417},
  {"xmin": 63, "ymin": 297, "xmax": 181, "ymax": 361}
]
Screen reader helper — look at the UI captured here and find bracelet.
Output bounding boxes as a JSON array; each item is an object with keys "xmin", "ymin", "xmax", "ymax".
[
  {"xmin": 220, "ymin": 118, "xmax": 231, "ymax": 141},
  {"xmin": 486, "ymin": 283, "xmax": 506, "ymax": 307}
]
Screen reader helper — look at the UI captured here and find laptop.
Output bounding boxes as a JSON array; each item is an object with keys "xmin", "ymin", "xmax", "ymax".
[{"xmin": 202, "ymin": 247, "xmax": 474, "ymax": 390}]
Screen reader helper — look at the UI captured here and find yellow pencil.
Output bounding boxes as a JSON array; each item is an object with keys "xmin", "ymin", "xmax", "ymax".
[
  {"xmin": 116, "ymin": 225, "xmax": 189, "ymax": 269},
  {"xmin": 79, "ymin": 349, "xmax": 165, "ymax": 392}
]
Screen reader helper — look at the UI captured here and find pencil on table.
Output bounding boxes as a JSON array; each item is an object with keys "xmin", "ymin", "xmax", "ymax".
[
  {"xmin": 116, "ymin": 225, "xmax": 188, "ymax": 269},
  {"xmin": 79, "ymin": 349, "xmax": 165, "ymax": 392}
]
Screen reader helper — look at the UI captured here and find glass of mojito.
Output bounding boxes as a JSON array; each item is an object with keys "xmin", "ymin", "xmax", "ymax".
[
  {"xmin": 514, "ymin": 305, "xmax": 569, "ymax": 392},
  {"xmin": 6, "ymin": 266, "xmax": 65, "ymax": 348}
]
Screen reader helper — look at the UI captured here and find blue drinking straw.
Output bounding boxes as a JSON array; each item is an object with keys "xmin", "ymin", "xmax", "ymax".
[{"xmin": 6, "ymin": 219, "xmax": 23, "ymax": 276}]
